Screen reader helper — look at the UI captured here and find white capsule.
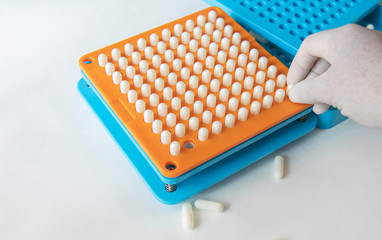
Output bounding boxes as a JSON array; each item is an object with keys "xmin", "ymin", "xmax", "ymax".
[
  {"xmin": 206, "ymin": 94, "xmax": 217, "ymax": 108},
  {"xmin": 225, "ymin": 59, "xmax": 236, "ymax": 73},
  {"xmin": 155, "ymin": 78, "xmax": 165, "ymax": 91},
  {"xmin": 143, "ymin": 109, "xmax": 154, "ymax": 123},
  {"xmin": 210, "ymin": 79, "xmax": 220, "ymax": 93},
  {"xmin": 185, "ymin": 19, "xmax": 194, "ymax": 32},
  {"xmin": 185, "ymin": 53, "xmax": 195, "ymax": 66},
  {"xmin": 205, "ymin": 22, "xmax": 214, "ymax": 35},
  {"xmin": 195, "ymin": 14, "xmax": 205, "ymax": 27},
  {"xmin": 162, "ymin": 28, "xmax": 171, "ymax": 41},
  {"xmin": 185, "ymin": 91, "xmax": 195, "ymax": 105},
  {"xmin": 235, "ymin": 68, "xmax": 245, "ymax": 81},
  {"xmin": 249, "ymin": 48, "xmax": 259, "ymax": 62},
  {"xmin": 171, "ymin": 97, "xmax": 181, "ymax": 110},
  {"xmin": 263, "ymin": 95, "xmax": 273, "ymax": 109},
  {"xmin": 197, "ymin": 47, "xmax": 207, "ymax": 61},
  {"xmin": 105, "ymin": 62, "xmax": 115, "ymax": 75},
  {"xmin": 238, "ymin": 54, "xmax": 248, "ymax": 67},
  {"xmin": 243, "ymin": 76, "xmax": 254, "ymax": 90},
  {"xmin": 247, "ymin": 62, "xmax": 257, "ymax": 75},
  {"xmin": 177, "ymin": 44, "xmax": 187, "ymax": 58},
  {"xmin": 220, "ymin": 37, "xmax": 230, "ymax": 50},
  {"xmin": 165, "ymin": 50, "xmax": 174, "ymax": 63},
  {"xmin": 217, "ymin": 51, "xmax": 227, "ymax": 64},
  {"xmin": 219, "ymin": 88, "xmax": 229, "ymax": 102},
  {"xmin": 176, "ymin": 81, "xmax": 186, "ymax": 95},
  {"xmin": 157, "ymin": 41, "xmax": 167, "ymax": 54},
  {"xmin": 258, "ymin": 56, "xmax": 268, "ymax": 70},
  {"xmin": 193, "ymin": 100, "xmax": 203, "ymax": 114},
  {"xmin": 210, "ymin": 121, "xmax": 222, "ymax": 135},
  {"xmin": 167, "ymin": 72, "xmax": 177, "ymax": 86},
  {"xmin": 145, "ymin": 69, "xmax": 155, "ymax": 83},
  {"xmin": 366, "ymin": 23, "xmax": 375, "ymax": 30},
  {"xmin": 277, "ymin": 74, "xmax": 287, "ymax": 88},
  {"xmin": 215, "ymin": 104, "xmax": 226, "ymax": 118},
  {"xmin": 253, "ymin": 86, "xmax": 264, "ymax": 99},
  {"xmin": 172, "ymin": 59, "xmax": 182, "ymax": 72},
  {"xmin": 112, "ymin": 71, "xmax": 122, "ymax": 84},
  {"xmin": 224, "ymin": 25, "xmax": 233, "ymax": 38},
  {"xmin": 274, "ymin": 155, "xmax": 285, "ymax": 179},
  {"xmin": 126, "ymin": 66, "xmax": 135, "ymax": 79},
  {"xmin": 152, "ymin": 119, "xmax": 162, "ymax": 134},
  {"xmin": 212, "ymin": 30, "xmax": 222, "ymax": 42},
  {"xmin": 189, "ymin": 117, "xmax": 199, "ymax": 131},
  {"xmin": 166, "ymin": 113, "xmax": 177, "ymax": 127},
  {"xmin": 175, "ymin": 123, "xmax": 186, "ymax": 138},
  {"xmin": 232, "ymin": 32, "xmax": 241, "ymax": 46},
  {"xmin": 152, "ymin": 55, "xmax": 161, "ymax": 68},
  {"xmin": 141, "ymin": 83, "xmax": 151, "ymax": 97},
  {"xmin": 193, "ymin": 62, "xmax": 203, "ymax": 75},
  {"xmin": 275, "ymin": 89, "xmax": 286, "ymax": 103},
  {"xmin": 120, "ymin": 80, "xmax": 130, "ymax": 94},
  {"xmin": 229, "ymin": 45, "xmax": 239, "ymax": 59},
  {"xmin": 111, "ymin": 48, "xmax": 121, "ymax": 62},
  {"xmin": 267, "ymin": 65, "xmax": 277, "ymax": 79},
  {"xmin": 189, "ymin": 40, "xmax": 198, "ymax": 53},
  {"xmin": 170, "ymin": 141, "xmax": 180, "ymax": 156},
  {"xmin": 133, "ymin": 74, "xmax": 143, "ymax": 88},
  {"xmin": 150, "ymin": 33, "xmax": 159, "ymax": 47},
  {"xmin": 174, "ymin": 24, "xmax": 183, "ymax": 37},
  {"xmin": 238, "ymin": 107, "xmax": 249, "ymax": 121},
  {"xmin": 118, "ymin": 57, "xmax": 128, "ymax": 69},
  {"xmin": 241, "ymin": 91, "xmax": 251, "ymax": 106},
  {"xmin": 198, "ymin": 127, "xmax": 209, "ymax": 141},
  {"xmin": 125, "ymin": 44, "xmax": 134, "ymax": 58},
  {"xmin": 265, "ymin": 80, "xmax": 276, "ymax": 93},
  {"xmin": 205, "ymin": 56, "xmax": 215, "ymax": 69},
  {"xmin": 208, "ymin": 10, "xmax": 217, "ymax": 22},
  {"xmin": 202, "ymin": 70, "xmax": 212, "ymax": 83},
  {"xmin": 132, "ymin": 51, "xmax": 141, "ymax": 65},
  {"xmin": 193, "ymin": 27, "xmax": 202, "ymax": 40},
  {"xmin": 240, "ymin": 40, "xmax": 250, "ymax": 53},
  {"xmin": 180, "ymin": 106, "xmax": 190, "ymax": 120},
  {"xmin": 98, "ymin": 54, "xmax": 107, "ymax": 67},
  {"xmin": 135, "ymin": 99, "xmax": 145, "ymax": 113},
  {"xmin": 161, "ymin": 130, "xmax": 171, "ymax": 144},
  {"xmin": 144, "ymin": 47, "xmax": 154, "ymax": 60},
  {"xmin": 158, "ymin": 103, "xmax": 168, "ymax": 117},
  {"xmin": 180, "ymin": 67, "xmax": 190, "ymax": 80},
  {"xmin": 137, "ymin": 38, "xmax": 146, "ymax": 52},
  {"xmin": 232, "ymin": 82, "xmax": 242, "ymax": 96},
  {"xmin": 228, "ymin": 97, "xmax": 239, "ymax": 111},
  {"xmin": 225, "ymin": 114, "xmax": 235, "ymax": 128},
  {"xmin": 189, "ymin": 75, "xmax": 199, "ymax": 89},
  {"xmin": 216, "ymin": 17, "xmax": 225, "ymax": 30},
  {"xmin": 149, "ymin": 93, "xmax": 159, "ymax": 107},
  {"xmin": 163, "ymin": 87, "xmax": 173, "ymax": 101},
  {"xmin": 250, "ymin": 101, "xmax": 261, "ymax": 115},
  {"xmin": 195, "ymin": 199, "xmax": 224, "ymax": 212},
  {"xmin": 139, "ymin": 60, "xmax": 149, "ymax": 73},
  {"xmin": 160, "ymin": 63, "xmax": 169, "ymax": 77},
  {"xmin": 198, "ymin": 85, "xmax": 208, "ymax": 98},
  {"xmin": 181, "ymin": 32, "xmax": 191, "ymax": 44},
  {"xmin": 256, "ymin": 71, "xmax": 266, "ymax": 84},
  {"xmin": 214, "ymin": 64, "xmax": 223, "ymax": 78}
]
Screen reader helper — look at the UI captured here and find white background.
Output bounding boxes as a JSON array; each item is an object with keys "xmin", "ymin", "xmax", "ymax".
[{"xmin": 1, "ymin": 1, "xmax": 382, "ymax": 239}]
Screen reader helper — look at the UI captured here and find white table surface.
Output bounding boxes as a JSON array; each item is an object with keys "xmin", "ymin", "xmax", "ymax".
[{"xmin": 1, "ymin": 1, "xmax": 382, "ymax": 239}]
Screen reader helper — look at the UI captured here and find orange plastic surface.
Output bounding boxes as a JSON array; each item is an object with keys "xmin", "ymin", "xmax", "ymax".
[{"xmin": 79, "ymin": 7, "xmax": 310, "ymax": 178}]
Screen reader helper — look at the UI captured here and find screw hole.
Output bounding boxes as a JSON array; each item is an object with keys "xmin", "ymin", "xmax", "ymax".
[
  {"xmin": 184, "ymin": 141, "xmax": 195, "ymax": 149},
  {"xmin": 165, "ymin": 162, "xmax": 177, "ymax": 171}
]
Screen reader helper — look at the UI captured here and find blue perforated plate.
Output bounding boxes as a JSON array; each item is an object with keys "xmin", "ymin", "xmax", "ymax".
[{"xmin": 204, "ymin": 0, "xmax": 380, "ymax": 55}]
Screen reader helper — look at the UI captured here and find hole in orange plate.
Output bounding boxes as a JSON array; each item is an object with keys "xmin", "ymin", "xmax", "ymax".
[
  {"xmin": 165, "ymin": 162, "xmax": 177, "ymax": 171},
  {"xmin": 184, "ymin": 141, "xmax": 195, "ymax": 149}
]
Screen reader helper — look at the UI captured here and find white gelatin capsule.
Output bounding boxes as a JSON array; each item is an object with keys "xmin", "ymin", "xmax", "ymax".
[
  {"xmin": 216, "ymin": 17, "xmax": 225, "ymax": 30},
  {"xmin": 135, "ymin": 99, "xmax": 145, "ymax": 113},
  {"xmin": 198, "ymin": 85, "xmax": 208, "ymax": 98},
  {"xmin": 244, "ymin": 76, "xmax": 254, "ymax": 90},
  {"xmin": 276, "ymin": 74, "xmax": 287, "ymax": 88},
  {"xmin": 237, "ymin": 54, "xmax": 248, "ymax": 67},
  {"xmin": 229, "ymin": 45, "xmax": 239, "ymax": 58},
  {"xmin": 232, "ymin": 32, "xmax": 241, "ymax": 45},
  {"xmin": 139, "ymin": 60, "xmax": 149, "ymax": 73},
  {"xmin": 177, "ymin": 44, "xmax": 187, "ymax": 58},
  {"xmin": 209, "ymin": 42, "xmax": 219, "ymax": 56},
  {"xmin": 112, "ymin": 71, "xmax": 122, "ymax": 84},
  {"xmin": 175, "ymin": 123, "xmax": 186, "ymax": 138},
  {"xmin": 163, "ymin": 87, "xmax": 173, "ymax": 101},
  {"xmin": 165, "ymin": 50, "xmax": 174, "ymax": 63},
  {"xmin": 182, "ymin": 32, "xmax": 191, "ymax": 44},
  {"xmin": 162, "ymin": 28, "xmax": 171, "ymax": 41},
  {"xmin": 246, "ymin": 62, "xmax": 257, "ymax": 75},
  {"xmin": 176, "ymin": 81, "xmax": 186, "ymax": 95},
  {"xmin": 265, "ymin": 80, "xmax": 276, "ymax": 93},
  {"xmin": 171, "ymin": 97, "xmax": 181, "ymax": 110},
  {"xmin": 189, "ymin": 75, "xmax": 199, "ymax": 89},
  {"xmin": 144, "ymin": 46, "xmax": 154, "ymax": 59},
  {"xmin": 217, "ymin": 51, "xmax": 227, "ymax": 64},
  {"xmin": 366, "ymin": 23, "xmax": 375, "ymax": 30},
  {"xmin": 222, "ymin": 73, "xmax": 232, "ymax": 87},
  {"xmin": 111, "ymin": 48, "xmax": 121, "ymax": 62},
  {"xmin": 127, "ymin": 90, "xmax": 138, "ymax": 103},
  {"xmin": 185, "ymin": 91, "xmax": 194, "ymax": 104},
  {"xmin": 189, "ymin": 40, "xmax": 198, "ymax": 53},
  {"xmin": 125, "ymin": 43, "xmax": 134, "ymax": 56},
  {"xmin": 240, "ymin": 40, "xmax": 250, "ymax": 53},
  {"xmin": 172, "ymin": 59, "xmax": 182, "ymax": 72},
  {"xmin": 126, "ymin": 66, "xmax": 135, "ymax": 79},
  {"xmin": 160, "ymin": 63, "xmax": 169, "ymax": 77},
  {"xmin": 141, "ymin": 83, "xmax": 151, "ymax": 97},
  {"xmin": 211, "ymin": 121, "xmax": 222, "ymax": 135},
  {"xmin": 235, "ymin": 68, "xmax": 245, "ymax": 81},
  {"xmin": 189, "ymin": 117, "xmax": 199, "ymax": 131},
  {"xmin": 208, "ymin": 10, "xmax": 217, "ymax": 22},
  {"xmin": 226, "ymin": 59, "xmax": 236, "ymax": 73},
  {"xmin": 253, "ymin": 85, "xmax": 263, "ymax": 99},
  {"xmin": 120, "ymin": 80, "xmax": 130, "ymax": 94},
  {"xmin": 133, "ymin": 74, "xmax": 143, "ymax": 88},
  {"xmin": 275, "ymin": 89, "xmax": 286, "ymax": 103},
  {"xmin": 215, "ymin": 104, "xmax": 226, "ymax": 118},
  {"xmin": 197, "ymin": 47, "xmax": 207, "ymax": 61},
  {"xmin": 201, "ymin": 35, "xmax": 210, "ymax": 48},
  {"xmin": 143, "ymin": 109, "xmax": 154, "ymax": 123},
  {"xmin": 219, "ymin": 88, "xmax": 229, "ymax": 102},
  {"xmin": 263, "ymin": 95, "xmax": 273, "ymax": 109},
  {"xmin": 198, "ymin": 127, "xmax": 209, "ymax": 141},
  {"xmin": 238, "ymin": 107, "xmax": 249, "ymax": 121},
  {"xmin": 256, "ymin": 71, "xmax": 266, "ymax": 84},
  {"xmin": 202, "ymin": 70, "xmax": 212, "ymax": 83},
  {"xmin": 174, "ymin": 24, "xmax": 183, "ymax": 37},
  {"xmin": 185, "ymin": 53, "xmax": 194, "ymax": 66},
  {"xmin": 228, "ymin": 97, "xmax": 239, "ymax": 111},
  {"xmin": 197, "ymin": 14, "xmax": 206, "ymax": 27},
  {"xmin": 202, "ymin": 110, "xmax": 213, "ymax": 124},
  {"xmin": 258, "ymin": 56, "xmax": 268, "ymax": 70},
  {"xmin": 225, "ymin": 114, "xmax": 235, "ymax": 128},
  {"xmin": 267, "ymin": 65, "xmax": 277, "ymax": 79},
  {"xmin": 180, "ymin": 106, "xmax": 190, "ymax": 120},
  {"xmin": 223, "ymin": 25, "xmax": 233, "ymax": 38},
  {"xmin": 150, "ymin": 33, "xmax": 159, "ymax": 47},
  {"xmin": 232, "ymin": 82, "xmax": 242, "ymax": 96},
  {"xmin": 274, "ymin": 155, "xmax": 285, "ymax": 179},
  {"xmin": 193, "ymin": 62, "xmax": 203, "ymax": 75},
  {"xmin": 105, "ymin": 62, "xmax": 115, "ymax": 75},
  {"xmin": 206, "ymin": 94, "xmax": 217, "ymax": 108},
  {"xmin": 137, "ymin": 38, "xmax": 146, "ymax": 51},
  {"xmin": 249, "ymin": 48, "xmax": 259, "ymax": 61},
  {"xmin": 193, "ymin": 101, "xmax": 203, "ymax": 114},
  {"xmin": 166, "ymin": 113, "xmax": 177, "ymax": 127},
  {"xmin": 158, "ymin": 103, "xmax": 168, "ymax": 117},
  {"xmin": 241, "ymin": 91, "xmax": 251, "ymax": 105},
  {"xmin": 193, "ymin": 27, "xmax": 202, "ymax": 40},
  {"xmin": 195, "ymin": 199, "xmax": 224, "ymax": 212},
  {"xmin": 132, "ymin": 51, "xmax": 141, "ymax": 65},
  {"xmin": 98, "ymin": 54, "xmax": 107, "ymax": 67},
  {"xmin": 180, "ymin": 68, "xmax": 190, "ymax": 80},
  {"xmin": 152, "ymin": 119, "xmax": 162, "ymax": 134},
  {"xmin": 161, "ymin": 130, "xmax": 171, "ymax": 144},
  {"xmin": 157, "ymin": 41, "xmax": 166, "ymax": 54},
  {"xmin": 118, "ymin": 57, "xmax": 128, "ymax": 69},
  {"xmin": 170, "ymin": 141, "xmax": 180, "ymax": 156},
  {"xmin": 250, "ymin": 101, "xmax": 261, "ymax": 115},
  {"xmin": 212, "ymin": 30, "xmax": 222, "ymax": 42},
  {"xmin": 214, "ymin": 64, "xmax": 223, "ymax": 78},
  {"xmin": 168, "ymin": 72, "xmax": 178, "ymax": 86},
  {"xmin": 221, "ymin": 37, "xmax": 230, "ymax": 50},
  {"xmin": 149, "ymin": 93, "xmax": 159, "ymax": 107},
  {"xmin": 185, "ymin": 19, "xmax": 194, "ymax": 32},
  {"xmin": 152, "ymin": 55, "xmax": 161, "ymax": 68},
  {"xmin": 210, "ymin": 79, "xmax": 220, "ymax": 93}
]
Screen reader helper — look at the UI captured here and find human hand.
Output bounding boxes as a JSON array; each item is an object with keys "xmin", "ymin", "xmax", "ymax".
[{"xmin": 287, "ymin": 24, "xmax": 382, "ymax": 128}]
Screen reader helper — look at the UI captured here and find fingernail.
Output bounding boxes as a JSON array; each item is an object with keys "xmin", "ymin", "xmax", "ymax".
[{"xmin": 286, "ymin": 84, "xmax": 293, "ymax": 96}]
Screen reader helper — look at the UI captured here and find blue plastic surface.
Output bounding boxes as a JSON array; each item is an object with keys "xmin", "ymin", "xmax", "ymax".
[{"xmin": 204, "ymin": 0, "xmax": 380, "ymax": 55}]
